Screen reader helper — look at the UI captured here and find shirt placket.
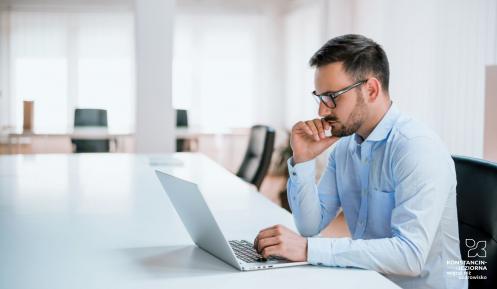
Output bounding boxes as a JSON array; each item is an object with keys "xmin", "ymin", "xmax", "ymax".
[{"xmin": 353, "ymin": 142, "xmax": 371, "ymax": 238}]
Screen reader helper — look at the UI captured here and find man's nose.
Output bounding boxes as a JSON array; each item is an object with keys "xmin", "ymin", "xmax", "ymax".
[{"xmin": 318, "ymin": 102, "xmax": 332, "ymax": 118}]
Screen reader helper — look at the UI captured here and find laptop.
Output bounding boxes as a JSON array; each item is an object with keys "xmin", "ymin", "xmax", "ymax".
[{"xmin": 155, "ymin": 170, "xmax": 308, "ymax": 271}]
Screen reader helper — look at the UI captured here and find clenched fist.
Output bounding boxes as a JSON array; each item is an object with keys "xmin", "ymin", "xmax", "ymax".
[
  {"xmin": 291, "ymin": 118, "xmax": 340, "ymax": 164},
  {"xmin": 253, "ymin": 224, "xmax": 308, "ymax": 262}
]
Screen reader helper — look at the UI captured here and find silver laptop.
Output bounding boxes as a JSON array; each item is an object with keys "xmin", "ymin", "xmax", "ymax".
[{"xmin": 155, "ymin": 170, "xmax": 308, "ymax": 271}]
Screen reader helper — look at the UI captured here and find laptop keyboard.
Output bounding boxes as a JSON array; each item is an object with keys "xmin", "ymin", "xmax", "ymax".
[{"xmin": 229, "ymin": 240, "xmax": 266, "ymax": 263}]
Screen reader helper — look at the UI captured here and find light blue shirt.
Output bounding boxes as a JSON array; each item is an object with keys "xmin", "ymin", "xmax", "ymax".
[{"xmin": 287, "ymin": 104, "xmax": 467, "ymax": 289}]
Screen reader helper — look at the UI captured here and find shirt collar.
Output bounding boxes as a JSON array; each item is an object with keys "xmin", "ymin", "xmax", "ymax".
[{"xmin": 353, "ymin": 102, "xmax": 400, "ymax": 144}]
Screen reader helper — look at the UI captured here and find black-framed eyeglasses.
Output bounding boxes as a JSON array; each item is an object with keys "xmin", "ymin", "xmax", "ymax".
[{"xmin": 312, "ymin": 79, "xmax": 368, "ymax": 109}]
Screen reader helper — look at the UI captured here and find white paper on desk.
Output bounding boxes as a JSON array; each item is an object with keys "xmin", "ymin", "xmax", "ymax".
[{"xmin": 148, "ymin": 157, "xmax": 184, "ymax": 166}]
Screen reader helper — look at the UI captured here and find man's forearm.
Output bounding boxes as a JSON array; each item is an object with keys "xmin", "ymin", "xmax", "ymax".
[
  {"xmin": 287, "ymin": 176, "xmax": 323, "ymax": 237},
  {"xmin": 307, "ymin": 235, "xmax": 425, "ymax": 276},
  {"xmin": 287, "ymin": 157, "xmax": 340, "ymax": 237}
]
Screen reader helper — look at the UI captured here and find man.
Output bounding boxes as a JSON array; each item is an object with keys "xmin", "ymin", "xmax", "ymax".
[{"xmin": 254, "ymin": 34, "xmax": 467, "ymax": 289}]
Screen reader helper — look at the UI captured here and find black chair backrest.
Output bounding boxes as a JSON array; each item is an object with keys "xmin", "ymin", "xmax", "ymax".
[
  {"xmin": 72, "ymin": 108, "xmax": 109, "ymax": 153},
  {"xmin": 74, "ymin": 109, "xmax": 108, "ymax": 127},
  {"xmin": 71, "ymin": 140, "xmax": 110, "ymax": 153},
  {"xmin": 236, "ymin": 125, "xmax": 275, "ymax": 189},
  {"xmin": 453, "ymin": 155, "xmax": 497, "ymax": 289},
  {"xmin": 176, "ymin": 109, "xmax": 188, "ymax": 127}
]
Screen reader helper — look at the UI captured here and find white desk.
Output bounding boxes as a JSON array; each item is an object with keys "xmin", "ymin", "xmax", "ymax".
[{"xmin": 0, "ymin": 153, "xmax": 400, "ymax": 289}]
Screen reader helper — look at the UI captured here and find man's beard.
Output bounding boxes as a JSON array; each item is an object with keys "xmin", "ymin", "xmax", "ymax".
[{"xmin": 324, "ymin": 91, "xmax": 367, "ymax": 137}]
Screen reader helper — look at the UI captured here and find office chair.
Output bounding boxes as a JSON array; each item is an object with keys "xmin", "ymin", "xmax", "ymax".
[
  {"xmin": 176, "ymin": 109, "xmax": 192, "ymax": 152},
  {"xmin": 71, "ymin": 108, "xmax": 110, "ymax": 153},
  {"xmin": 176, "ymin": 109, "xmax": 188, "ymax": 127},
  {"xmin": 236, "ymin": 125, "xmax": 275, "ymax": 189},
  {"xmin": 453, "ymin": 155, "xmax": 497, "ymax": 289}
]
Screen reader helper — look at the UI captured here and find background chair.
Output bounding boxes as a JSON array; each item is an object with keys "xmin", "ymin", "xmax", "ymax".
[
  {"xmin": 71, "ymin": 108, "xmax": 110, "ymax": 153},
  {"xmin": 236, "ymin": 125, "xmax": 275, "ymax": 189},
  {"xmin": 176, "ymin": 109, "xmax": 188, "ymax": 127},
  {"xmin": 453, "ymin": 155, "xmax": 497, "ymax": 289},
  {"xmin": 175, "ymin": 109, "xmax": 191, "ymax": 152}
]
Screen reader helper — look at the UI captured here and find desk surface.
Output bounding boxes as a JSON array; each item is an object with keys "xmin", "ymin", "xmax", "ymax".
[{"xmin": 0, "ymin": 153, "xmax": 400, "ymax": 289}]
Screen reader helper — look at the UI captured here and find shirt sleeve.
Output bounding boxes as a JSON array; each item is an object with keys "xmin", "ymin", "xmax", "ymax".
[
  {"xmin": 287, "ymin": 147, "xmax": 341, "ymax": 237},
  {"xmin": 306, "ymin": 136, "xmax": 456, "ymax": 276}
]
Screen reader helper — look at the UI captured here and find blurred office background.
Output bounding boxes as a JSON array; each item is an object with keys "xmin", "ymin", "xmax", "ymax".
[{"xmin": 0, "ymin": 0, "xmax": 496, "ymax": 204}]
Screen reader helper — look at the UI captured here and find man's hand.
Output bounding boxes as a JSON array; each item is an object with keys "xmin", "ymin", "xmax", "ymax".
[
  {"xmin": 253, "ymin": 224, "xmax": 307, "ymax": 262},
  {"xmin": 291, "ymin": 119, "xmax": 339, "ymax": 164}
]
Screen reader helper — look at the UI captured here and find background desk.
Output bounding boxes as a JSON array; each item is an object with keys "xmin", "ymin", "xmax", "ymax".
[
  {"xmin": 0, "ymin": 153, "xmax": 400, "ymax": 289},
  {"xmin": 6, "ymin": 130, "xmax": 133, "ymax": 154}
]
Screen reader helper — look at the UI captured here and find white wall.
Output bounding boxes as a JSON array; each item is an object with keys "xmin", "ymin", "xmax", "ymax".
[{"xmin": 134, "ymin": 0, "xmax": 175, "ymax": 153}]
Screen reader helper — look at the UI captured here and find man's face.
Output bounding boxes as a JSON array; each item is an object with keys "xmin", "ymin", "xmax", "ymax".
[{"xmin": 314, "ymin": 62, "xmax": 368, "ymax": 137}]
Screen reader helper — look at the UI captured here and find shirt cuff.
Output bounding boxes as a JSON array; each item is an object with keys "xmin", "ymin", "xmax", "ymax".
[
  {"xmin": 307, "ymin": 237, "xmax": 334, "ymax": 266},
  {"xmin": 287, "ymin": 157, "xmax": 316, "ymax": 183}
]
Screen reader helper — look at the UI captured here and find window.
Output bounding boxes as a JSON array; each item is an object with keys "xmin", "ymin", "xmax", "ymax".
[
  {"xmin": 173, "ymin": 13, "xmax": 258, "ymax": 129},
  {"xmin": 2, "ymin": 9, "xmax": 135, "ymax": 133}
]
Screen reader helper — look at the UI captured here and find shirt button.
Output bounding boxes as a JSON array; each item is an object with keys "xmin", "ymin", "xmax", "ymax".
[{"xmin": 292, "ymin": 172, "xmax": 297, "ymax": 176}]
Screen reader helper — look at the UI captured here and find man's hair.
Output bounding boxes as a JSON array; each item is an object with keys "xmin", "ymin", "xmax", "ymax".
[{"xmin": 309, "ymin": 34, "xmax": 389, "ymax": 93}]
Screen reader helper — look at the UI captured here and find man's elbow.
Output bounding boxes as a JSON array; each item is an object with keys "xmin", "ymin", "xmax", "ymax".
[
  {"xmin": 396, "ymin": 250, "xmax": 425, "ymax": 277},
  {"xmin": 400, "ymin": 262, "xmax": 423, "ymax": 277},
  {"xmin": 295, "ymin": 222, "xmax": 320, "ymax": 237},
  {"xmin": 292, "ymin": 212, "xmax": 323, "ymax": 237}
]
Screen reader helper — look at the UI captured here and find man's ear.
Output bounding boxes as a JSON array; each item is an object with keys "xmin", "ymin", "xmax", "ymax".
[{"xmin": 365, "ymin": 77, "xmax": 381, "ymax": 102}]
